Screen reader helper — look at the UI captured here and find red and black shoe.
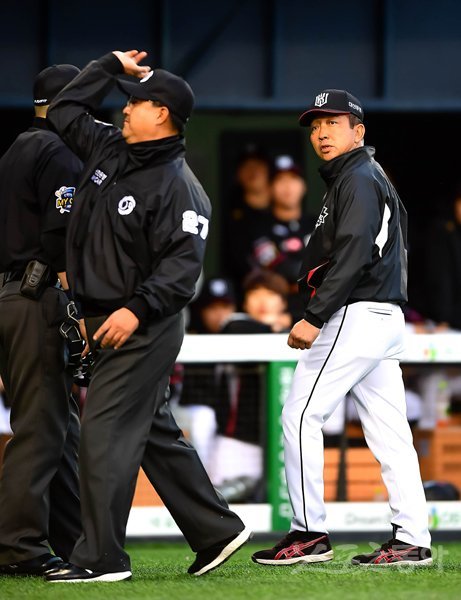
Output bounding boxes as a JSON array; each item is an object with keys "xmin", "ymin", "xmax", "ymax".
[
  {"xmin": 351, "ymin": 539, "xmax": 432, "ymax": 567},
  {"xmin": 252, "ymin": 530, "xmax": 333, "ymax": 565}
]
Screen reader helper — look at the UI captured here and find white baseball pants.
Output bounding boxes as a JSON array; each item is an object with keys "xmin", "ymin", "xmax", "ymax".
[{"xmin": 282, "ymin": 301, "xmax": 431, "ymax": 548}]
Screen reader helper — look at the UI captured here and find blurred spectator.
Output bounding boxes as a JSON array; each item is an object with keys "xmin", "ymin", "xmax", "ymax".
[
  {"xmin": 222, "ymin": 269, "xmax": 292, "ymax": 334},
  {"xmin": 425, "ymin": 188, "xmax": 461, "ymax": 331},
  {"xmin": 223, "ymin": 145, "xmax": 272, "ymax": 283},
  {"xmin": 231, "ymin": 144, "xmax": 272, "ymax": 215},
  {"xmin": 188, "ymin": 277, "xmax": 237, "ymax": 333},
  {"xmin": 249, "ymin": 155, "xmax": 316, "ymax": 320}
]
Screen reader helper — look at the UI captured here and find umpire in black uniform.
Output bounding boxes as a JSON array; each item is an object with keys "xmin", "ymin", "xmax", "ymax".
[
  {"xmin": 45, "ymin": 49, "xmax": 250, "ymax": 583},
  {"xmin": 0, "ymin": 65, "xmax": 83, "ymax": 575}
]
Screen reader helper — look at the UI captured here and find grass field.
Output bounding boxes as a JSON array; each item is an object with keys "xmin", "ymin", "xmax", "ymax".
[{"xmin": 0, "ymin": 540, "xmax": 460, "ymax": 600}]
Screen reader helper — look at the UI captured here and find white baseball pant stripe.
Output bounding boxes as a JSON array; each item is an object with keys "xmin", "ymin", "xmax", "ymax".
[{"xmin": 282, "ymin": 301, "xmax": 431, "ymax": 548}]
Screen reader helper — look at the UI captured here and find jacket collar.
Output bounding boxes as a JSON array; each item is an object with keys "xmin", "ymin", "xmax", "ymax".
[
  {"xmin": 31, "ymin": 116, "xmax": 51, "ymax": 131},
  {"xmin": 127, "ymin": 134, "xmax": 185, "ymax": 170},
  {"xmin": 319, "ymin": 146, "xmax": 375, "ymax": 186}
]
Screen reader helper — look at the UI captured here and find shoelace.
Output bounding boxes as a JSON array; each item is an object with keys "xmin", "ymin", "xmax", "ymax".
[
  {"xmin": 274, "ymin": 531, "xmax": 314, "ymax": 549},
  {"xmin": 379, "ymin": 538, "xmax": 409, "ymax": 552}
]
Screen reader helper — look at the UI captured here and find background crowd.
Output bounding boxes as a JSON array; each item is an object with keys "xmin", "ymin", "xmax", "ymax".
[
  {"xmin": 2, "ymin": 138, "xmax": 461, "ymax": 503},
  {"xmin": 167, "ymin": 142, "xmax": 461, "ymax": 502}
]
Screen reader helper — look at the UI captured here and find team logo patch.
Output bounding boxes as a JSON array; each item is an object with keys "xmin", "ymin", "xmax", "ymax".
[
  {"xmin": 118, "ymin": 196, "xmax": 136, "ymax": 215},
  {"xmin": 55, "ymin": 186, "xmax": 76, "ymax": 214},
  {"xmin": 314, "ymin": 92, "xmax": 329, "ymax": 107},
  {"xmin": 91, "ymin": 168, "xmax": 107, "ymax": 186}
]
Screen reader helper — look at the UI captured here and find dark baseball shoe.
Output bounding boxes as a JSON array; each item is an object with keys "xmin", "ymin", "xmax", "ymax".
[
  {"xmin": 0, "ymin": 554, "xmax": 63, "ymax": 576},
  {"xmin": 188, "ymin": 527, "xmax": 252, "ymax": 576},
  {"xmin": 351, "ymin": 538, "xmax": 432, "ymax": 566},
  {"xmin": 252, "ymin": 530, "xmax": 333, "ymax": 565},
  {"xmin": 46, "ymin": 562, "xmax": 132, "ymax": 582}
]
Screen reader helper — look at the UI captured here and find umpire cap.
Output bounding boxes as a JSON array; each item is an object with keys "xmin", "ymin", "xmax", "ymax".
[
  {"xmin": 33, "ymin": 64, "xmax": 80, "ymax": 105},
  {"xmin": 117, "ymin": 69, "xmax": 195, "ymax": 124}
]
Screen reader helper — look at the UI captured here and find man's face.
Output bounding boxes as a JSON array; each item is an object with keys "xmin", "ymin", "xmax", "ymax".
[
  {"xmin": 272, "ymin": 172, "xmax": 306, "ymax": 210},
  {"xmin": 243, "ymin": 287, "xmax": 286, "ymax": 324},
  {"xmin": 309, "ymin": 114, "xmax": 364, "ymax": 161},
  {"xmin": 201, "ymin": 301, "xmax": 235, "ymax": 333},
  {"xmin": 122, "ymin": 97, "xmax": 165, "ymax": 144},
  {"xmin": 237, "ymin": 158, "xmax": 270, "ymax": 192}
]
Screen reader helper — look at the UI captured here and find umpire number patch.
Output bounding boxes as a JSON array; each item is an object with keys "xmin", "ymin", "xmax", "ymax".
[{"xmin": 182, "ymin": 210, "xmax": 209, "ymax": 239}]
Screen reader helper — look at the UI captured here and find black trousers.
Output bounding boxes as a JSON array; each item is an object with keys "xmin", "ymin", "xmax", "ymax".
[
  {"xmin": 0, "ymin": 282, "xmax": 81, "ymax": 563},
  {"xmin": 71, "ymin": 312, "xmax": 244, "ymax": 573}
]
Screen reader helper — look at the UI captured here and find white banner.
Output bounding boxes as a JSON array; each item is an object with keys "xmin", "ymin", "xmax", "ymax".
[{"xmin": 127, "ymin": 501, "xmax": 461, "ymax": 537}]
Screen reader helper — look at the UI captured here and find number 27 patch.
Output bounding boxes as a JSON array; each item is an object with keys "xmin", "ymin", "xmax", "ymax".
[{"xmin": 182, "ymin": 210, "xmax": 209, "ymax": 239}]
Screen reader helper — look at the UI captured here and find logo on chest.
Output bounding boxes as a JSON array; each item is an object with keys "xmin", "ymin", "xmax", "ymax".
[
  {"xmin": 315, "ymin": 205, "xmax": 329, "ymax": 228},
  {"xmin": 118, "ymin": 196, "xmax": 136, "ymax": 215},
  {"xmin": 91, "ymin": 168, "xmax": 108, "ymax": 186}
]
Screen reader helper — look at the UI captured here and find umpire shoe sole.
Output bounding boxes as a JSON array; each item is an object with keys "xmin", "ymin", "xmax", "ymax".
[
  {"xmin": 188, "ymin": 527, "xmax": 253, "ymax": 576},
  {"xmin": 46, "ymin": 563, "xmax": 132, "ymax": 582}
]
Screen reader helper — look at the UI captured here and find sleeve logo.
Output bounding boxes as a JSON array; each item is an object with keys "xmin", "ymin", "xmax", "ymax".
[
  {"xmin": 182, "ymin": 210, "xmax": 209, "ymax": 239},
  {"xmin": 55, "ymin": 186, "xmax": 76, "ymax": 214}
]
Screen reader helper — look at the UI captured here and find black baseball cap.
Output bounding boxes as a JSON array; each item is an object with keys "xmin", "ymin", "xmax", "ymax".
[
  {"xmin": 33, "ymin": 64, "xmax": 80, "ymax": 105},
  {"xmin": 197, "ymin": 278, "xmax": 236, "ymax": 308},
  {"xmin": 117, "ymin": 69, "xmax": 195, "ymax": 124},
  {"xmin": 299, "ymin": 89, "xmax": 364, "ymax": 127}
]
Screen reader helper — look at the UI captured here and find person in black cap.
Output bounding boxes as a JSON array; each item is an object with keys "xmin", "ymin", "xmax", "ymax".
[
  {"xmin": 252, "ymin": 89, "xmax": 432, "ymax": 567},
  {"xmin": 45, "ymin": 50, "xmax": 250, "ymax": 582},
  {"xmin": 249, "ymin": 155, "xmax": 316, "ymax": 321},
  {"xmin": 223, "ymin": 144, "xmax": 273, "ymax": 284},
  {"xmin": 0, "ymin": 64, "xmax": 83, "ymax": 576}
]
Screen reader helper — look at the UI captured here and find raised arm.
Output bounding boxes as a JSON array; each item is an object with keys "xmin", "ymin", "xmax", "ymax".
[{"xmin": 47, "ymin": 50, "xmax": 151, "ymax": 163}]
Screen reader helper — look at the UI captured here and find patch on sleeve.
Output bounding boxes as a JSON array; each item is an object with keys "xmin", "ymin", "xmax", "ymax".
[{"xmin": 55, "ymin": 186, "xmax": 76, "ymax": 214}]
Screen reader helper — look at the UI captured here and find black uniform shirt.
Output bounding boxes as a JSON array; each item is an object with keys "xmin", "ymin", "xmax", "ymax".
[
  {"xmin": 48, "ymin": 54, "xmax": 212, "ymax": 323},
  {"xmin": 0, "ymin": 117, "xmax": 83, "ymax": 272}
]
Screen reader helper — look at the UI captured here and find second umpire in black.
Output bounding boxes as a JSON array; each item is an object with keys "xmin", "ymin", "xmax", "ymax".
[
  {"xmin": 0, "ymin": 65, "xmax": 83, "ymax": 575},
  {"xmin": 45, "ymin": 49, "xmax": 250, "ymax": 583}
]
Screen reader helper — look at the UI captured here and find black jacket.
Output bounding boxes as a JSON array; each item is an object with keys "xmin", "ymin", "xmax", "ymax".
[
  {"xmin": 298, "ymin": 146, "xmax": 408, "ymax": 328},
  {"xmin": 0, "ymin": 118, "xmax": 82, "ymax": 272},
  {"xmin": 48, "ymin": 54, "xmax": 211, "ymax": 322}
]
